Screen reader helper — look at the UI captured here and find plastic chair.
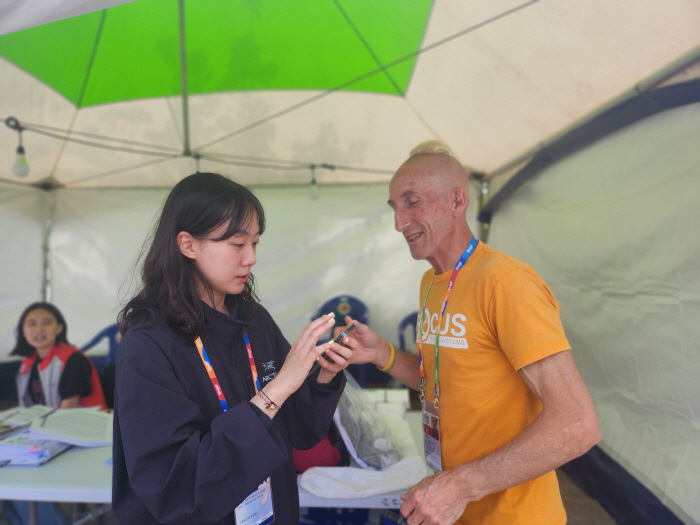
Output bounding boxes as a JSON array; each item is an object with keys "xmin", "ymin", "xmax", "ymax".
[
  {"xmin": 81, "ymin": 324, "xmax": 121, "ymax": 409},
  {"xmin": 80, "ymin": 323, "xmax": 121, "ymax": 367},
  {"xmin": 398, "ymin": 311, "xmax": 419, "ymax": 353}
]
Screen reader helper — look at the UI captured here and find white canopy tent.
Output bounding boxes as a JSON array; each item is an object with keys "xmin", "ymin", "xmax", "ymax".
[
  {"xmin": 0, "ymin": 0, "xmax": 699, "ymax": 189},
  {"xmin": 1, "ymin": 1, "xmax": 700, "ymax": 523}
]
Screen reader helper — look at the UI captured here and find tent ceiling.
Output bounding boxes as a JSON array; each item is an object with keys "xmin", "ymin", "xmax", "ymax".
[
  {"xmin": 1, "ymin": 0, "xmax": 699, "ymax": 190},
  {"xmin": 0, "ymin": 0, "xmax": 135, "ymax": 36}
]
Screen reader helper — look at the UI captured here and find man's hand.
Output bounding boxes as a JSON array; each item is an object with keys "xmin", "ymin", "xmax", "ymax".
[
  {"xmin": 399, "ymin": 466, "xmax": 476, "ymax": 525},
  {"xmin": 342, "ymin": 315, "xmax": 422, "ymax": 390},
  {"xmin": 398, "ymin": 350, "xmax": 600, "ymax": 523},
  {"xmin": 340, "ymin": 316, "xmax": 385, "ymax": 366}
]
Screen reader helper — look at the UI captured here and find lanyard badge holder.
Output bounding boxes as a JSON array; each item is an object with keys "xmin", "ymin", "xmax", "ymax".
[
  {"xmin": 418, "ymin": 237, "xmax": 478, "ymax": 473},
  {"xmin": 196, "ymin": 333, "xmax": 275, "ymax": 525}
]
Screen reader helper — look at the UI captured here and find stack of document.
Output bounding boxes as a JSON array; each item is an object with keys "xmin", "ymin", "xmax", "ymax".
[
  {"xmin": 0, "ymin": 418, "xmax": 30, "ymax": 439},
  {"xmin": 0, "ymin": 406, "xmax": 112, "ymax": 466},
  {"xmin": 29, "ymin": 407, "xmax": 113, "ymax": 447},
  {"xmin": 0, "ymin": 430, "xmax": 72, "ymax": 466},
  {"xmin": 0, "ymin": 405, "xmax": 56, "ymax": 435}
]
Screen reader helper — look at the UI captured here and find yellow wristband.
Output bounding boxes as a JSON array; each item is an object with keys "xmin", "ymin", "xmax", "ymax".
[{"xmin": 377, "ymin": 343, "xmax": 396, "ymax": 372}]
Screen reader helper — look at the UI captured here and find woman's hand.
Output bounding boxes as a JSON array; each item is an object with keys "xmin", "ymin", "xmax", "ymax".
[
  {"xmin": 315, "ymin": 330, "xmax": 359, "ymax": 384},
  {"xmin": 257, "ymin": 313, "xmax": 338, "ymax": 411}
]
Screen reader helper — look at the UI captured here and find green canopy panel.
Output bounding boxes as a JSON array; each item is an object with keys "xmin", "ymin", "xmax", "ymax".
[
  {"xmin": 0, "ymin": 0, "xmax": 698, "ymax": 191},
  {"xmin": 0, "ymin": 0, "xmax": 432, "ymax": 107}
]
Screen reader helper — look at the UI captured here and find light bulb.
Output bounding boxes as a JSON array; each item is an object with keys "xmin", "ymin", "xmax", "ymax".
[
  {"xmin": 310, "ymin": 180, "xmax": 320, "ymax": 200},
  {"xmin": 12, "ymin": 145, "xmax": 29, "ymax": 178}
]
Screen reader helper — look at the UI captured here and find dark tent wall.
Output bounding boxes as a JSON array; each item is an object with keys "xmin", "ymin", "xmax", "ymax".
[{"xmin": 488, "ymin": 94, "xmax": 700, "ymax": 523}]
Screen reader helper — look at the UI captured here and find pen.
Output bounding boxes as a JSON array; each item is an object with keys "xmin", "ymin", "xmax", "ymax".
[
  {"xmin": 0, "ymin": 410, "xmax": 18, "ymax": 424},
  {"xmin": 40, "ymin": 407, "xmax": 59, "ymax": 427}
]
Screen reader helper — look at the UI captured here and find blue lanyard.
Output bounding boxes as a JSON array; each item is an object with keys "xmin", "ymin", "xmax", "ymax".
[{"xmin": 418, "ymin": 237, "xmax": 478, "ymax": 405}]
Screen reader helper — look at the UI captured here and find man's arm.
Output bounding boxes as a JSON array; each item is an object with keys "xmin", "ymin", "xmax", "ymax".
[{"xmin": 399, "ymin": 350, "xmax": 601, "ymax": 525}]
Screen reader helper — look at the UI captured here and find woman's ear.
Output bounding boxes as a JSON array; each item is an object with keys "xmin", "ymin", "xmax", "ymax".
[{"xmin": 177, "ymin": 231, "xmax": 197, "ymax": 260}]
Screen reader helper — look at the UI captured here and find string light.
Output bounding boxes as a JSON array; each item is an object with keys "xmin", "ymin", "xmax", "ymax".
[
  {"xmin": 310, "ymin": 164, "xmax": 319, "ymax": 200},
  {"xmin": 4, "ymin": 117, "xmax": 390, "ymax": 185},
  {"xmin": 5, "ymin": 117, "xmax": 29, "ymax": 178}
]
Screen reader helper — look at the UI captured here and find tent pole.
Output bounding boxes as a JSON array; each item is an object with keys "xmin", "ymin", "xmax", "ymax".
[
  {"xmin": 486, "ymin": 44, "xmax": 700, "ymax": 182},
  {"xmin": 178, "ymin": 0, "xmax": 191, "ymax": 156},
  {"xmin": 477, "ymin": 179, "xmax": 490, "ymax": 243},
  {"xmin": 41, "ymin": 188, "xmax": 56, "ymax": 302}
]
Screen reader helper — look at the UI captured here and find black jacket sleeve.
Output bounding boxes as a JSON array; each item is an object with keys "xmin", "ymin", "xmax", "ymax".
[
  {"xmin": 264, "ymin": 313, "xmax": 346, "ymax": 450},
  {"xmin": 115, "ymin": 329, "xmax": 291, "ymax": 524}
]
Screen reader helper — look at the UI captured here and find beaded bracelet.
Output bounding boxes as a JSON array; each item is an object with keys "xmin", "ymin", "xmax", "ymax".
[
  {"xmin": 377, "ymin": 343, "xmax": 396, "ymax": 372},
  {"xmin": 258, "ymin": 390, "xmax": 281, "ymax": 411}
]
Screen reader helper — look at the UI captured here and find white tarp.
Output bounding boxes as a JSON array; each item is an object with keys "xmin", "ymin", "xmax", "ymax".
[
  {"xmin": 0, "ymin": 181, "xmax": 480, "ymax": 357},
  {"xmin": 0, "ymin": 0, "xmax": 134, "ymax": 36},
  {"xmin": 0, "ymin": 184, "xmax": 45, "ymax": 353},
  {"xmin": 1, "ymin": 1, "xmax": 699, "ymax": 188},
  {"xmin": 488, "ymin": 101, "xmax": 700, "ymax": 523}
]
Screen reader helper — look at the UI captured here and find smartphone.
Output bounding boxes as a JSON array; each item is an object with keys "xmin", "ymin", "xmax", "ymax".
[
  {"xmin": 307, "ymin": 322, "xmax": 358, "ymax": 376},
  {"xmin": 332, "ymin": 322, "xmax": 358, "ymax": 348}
]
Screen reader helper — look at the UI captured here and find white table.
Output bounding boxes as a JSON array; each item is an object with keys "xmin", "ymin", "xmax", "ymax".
[
  {"xmin": 0, "ymin": 412, "xmax": 426, "ymax": 522},
  {"xmin": 0, "ymin": 446, "xmax": 112, "ymax": 504},
  {"xmin": 298, "ymin": 485, "xmax": 406, "ymax": 510},
  {"xmin": 0, "ymin": 445, "xmax": 112, "ymax": 525}
]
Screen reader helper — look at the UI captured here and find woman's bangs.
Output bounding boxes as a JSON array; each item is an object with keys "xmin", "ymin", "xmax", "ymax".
[{"xmin": 212, "ymin": 197, "xmax": 265, "ymax": 241}]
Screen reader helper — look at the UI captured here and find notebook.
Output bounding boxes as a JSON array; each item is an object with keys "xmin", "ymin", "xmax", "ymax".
[{"xmin": 0, "ymin": 429, "xmax": 72, "ymax": 466}]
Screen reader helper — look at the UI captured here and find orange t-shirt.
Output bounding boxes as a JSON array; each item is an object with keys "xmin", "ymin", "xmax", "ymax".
[{"xmin": 418, "ymin": 241, "xmax": 570, "ymax": 525}]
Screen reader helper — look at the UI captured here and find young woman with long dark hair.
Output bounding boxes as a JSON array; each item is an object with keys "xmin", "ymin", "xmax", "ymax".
[{"xmin": 113, "ymin": 172, "xmax": 354, "ymax": 524}]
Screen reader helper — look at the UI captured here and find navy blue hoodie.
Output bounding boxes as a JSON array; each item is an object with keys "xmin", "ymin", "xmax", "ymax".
[{"xmin": 113, "ymin": 295, "xmax": 345, "ymax": 524}]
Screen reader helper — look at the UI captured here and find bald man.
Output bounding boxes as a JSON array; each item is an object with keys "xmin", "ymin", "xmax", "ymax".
[{"xmin": 349, "ymin": 141, "xmax": 600, "ymax": 525}]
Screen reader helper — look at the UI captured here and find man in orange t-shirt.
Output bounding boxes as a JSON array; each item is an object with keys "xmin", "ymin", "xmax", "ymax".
[{"xmin": 350, "ymin": 141, "xmax": 600, "ymax": 525}]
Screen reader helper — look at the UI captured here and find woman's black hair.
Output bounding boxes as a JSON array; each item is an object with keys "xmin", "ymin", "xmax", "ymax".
[
  {"xmin": 11, "ymin": 302, "xmax": 69, "ymax": 357},
  {"xmin": 118, "ymin": 173, "xmax": 266, "ymax": 341}
]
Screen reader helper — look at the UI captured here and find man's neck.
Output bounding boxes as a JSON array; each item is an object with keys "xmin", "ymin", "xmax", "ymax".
[{"xmin": 430, "ymin": 229, "xmax": 475, "ymax": 275}]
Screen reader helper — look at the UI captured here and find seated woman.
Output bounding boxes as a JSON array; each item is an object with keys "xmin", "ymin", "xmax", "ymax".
[
  {"xmin": 12, "ymin": 302, "xmax": 106, "ymax": 409},
  {"xmin": 3, "ymin": 302, "xmax": 106, "ymax": 525}
]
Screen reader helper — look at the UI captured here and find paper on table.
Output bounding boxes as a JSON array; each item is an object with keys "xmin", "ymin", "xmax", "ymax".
[
  {"xmin": 0, "ymin": 405, "xmax": 55, "ymax": 425},
  {"xmin": 0, "ymin": 406, "xmax": 55, "ymax": 438},
  {"xmin": 29, "ymin": 408, "xmax": 113, "ymax": 447},
  {"xmin": 0, "ymin": 429, "xmax": 72, "ymax": 466}
]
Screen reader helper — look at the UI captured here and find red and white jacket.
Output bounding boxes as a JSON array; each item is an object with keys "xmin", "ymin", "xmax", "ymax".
[{"xmin": 16, "ymin": 342, "xmax": 106, "ymax": 409}]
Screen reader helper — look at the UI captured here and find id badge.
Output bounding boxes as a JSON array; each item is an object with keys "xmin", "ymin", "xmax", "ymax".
[
  {"xmin": 234, "ymin": 477, "xmax": 275, "ymax": 525},
  {"xmin": 422, "ymin": 401, "xmax": 442, "ymax": 472}
]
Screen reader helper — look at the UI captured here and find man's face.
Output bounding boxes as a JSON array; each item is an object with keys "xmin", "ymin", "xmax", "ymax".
[{"xmin": 388, "ymin": 158, "xmax": 454, "ymax": 266}]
